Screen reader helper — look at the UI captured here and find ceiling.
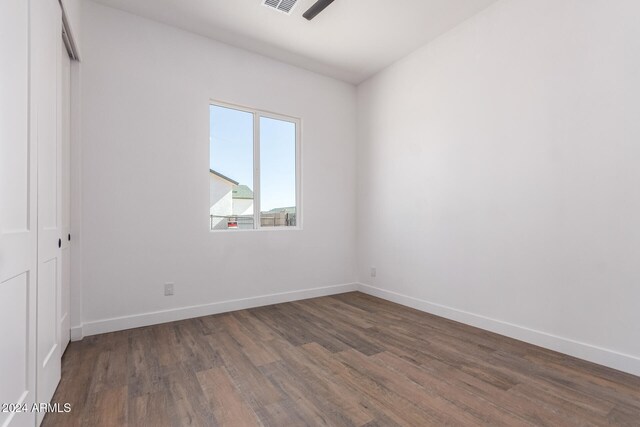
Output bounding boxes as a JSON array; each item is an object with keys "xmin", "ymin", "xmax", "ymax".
[{"xmin": 91, "ymin": 0, "xmax": 497, "ymax": 84}]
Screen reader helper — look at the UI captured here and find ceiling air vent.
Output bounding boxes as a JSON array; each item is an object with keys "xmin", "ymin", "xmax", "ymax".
[{"xmin": 263, "ymin": 0, "xmax": 299, "ymax": 15}]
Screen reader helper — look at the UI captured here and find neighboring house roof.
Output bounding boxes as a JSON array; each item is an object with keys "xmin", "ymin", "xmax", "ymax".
[
  {"xmin": 209, "ymin": 169, "xmax": 239, "ymax": 185},
  {"xmin": 266, "ymin": 206, "xmax": 296, "ymax": 214},
  {"xmin": 232, "ymin": 185, "xmax": 254, "ymax": 200}
]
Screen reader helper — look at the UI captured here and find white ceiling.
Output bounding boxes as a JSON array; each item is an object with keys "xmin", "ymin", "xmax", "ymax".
[{"xmin": 91, "ymin": 0, "xmax": 497, "ymax": 84}]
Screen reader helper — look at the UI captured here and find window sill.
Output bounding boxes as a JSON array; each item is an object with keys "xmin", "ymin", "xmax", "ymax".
[{"xmin": 209, "ymin": 227, "xmax": 303, "ymax": 233}]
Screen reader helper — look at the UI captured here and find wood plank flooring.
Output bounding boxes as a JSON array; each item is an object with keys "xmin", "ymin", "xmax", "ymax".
[{"xmin": 42, "ymin": 292, "xmax": 640, "ymax": 426}]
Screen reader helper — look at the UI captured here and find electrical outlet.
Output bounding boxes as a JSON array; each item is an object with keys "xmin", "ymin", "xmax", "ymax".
[
  {"xmin": 370, "ymin": 267, "xmax": 376, "ymax": 278},
  {"xmin": 164, "ymin": 283, "xmax": 174, "ymax": 296}
]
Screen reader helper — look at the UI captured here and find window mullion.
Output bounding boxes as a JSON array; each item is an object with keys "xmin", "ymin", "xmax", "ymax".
[{"xmin": 253, "ymin": 112, "xmax": 261, "ymax": 229}]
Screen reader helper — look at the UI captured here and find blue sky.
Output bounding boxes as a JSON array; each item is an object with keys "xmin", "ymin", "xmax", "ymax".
[{"xmin": 210, "ymin": 105, "xmax": 296, "ymax": 212}]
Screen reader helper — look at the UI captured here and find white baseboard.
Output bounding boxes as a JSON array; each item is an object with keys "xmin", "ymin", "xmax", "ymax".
[
  {"xmin": 357, "ymin": 283, "xmax": 640, "ymax": 377},
  {"xmin": 75, "ymin": 283, "xmax": 358, "ymax": 338},
  {"xmin": 69, "ymin": 281, "xmax": 640, "ymax": 377},
  {"xmin": 70, "ymin": 325, "xmax": 83, "ymax": 342}
]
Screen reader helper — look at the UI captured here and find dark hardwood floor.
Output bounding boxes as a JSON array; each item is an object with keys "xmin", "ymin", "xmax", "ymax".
[{"xmin": 43, "ymin": 292, "xmax": 640, "ymax": 426}]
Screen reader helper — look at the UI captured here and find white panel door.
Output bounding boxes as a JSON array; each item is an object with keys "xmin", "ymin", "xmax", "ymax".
[
  {"xmin": 33, "ymin": 0, "xmax": 63, "ymax": 422},
  {"xmin": 60, "ymin": 37, "xmax": 72, "ymax": 354},
  {"xmin": 0, "ymin": 0, "xmax": 38, "ymax": 426}
]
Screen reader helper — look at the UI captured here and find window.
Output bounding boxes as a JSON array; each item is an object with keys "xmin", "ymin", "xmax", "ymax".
[{"xmin": 209, "ymin": 102, "xmax": 300, "ymax": 231}]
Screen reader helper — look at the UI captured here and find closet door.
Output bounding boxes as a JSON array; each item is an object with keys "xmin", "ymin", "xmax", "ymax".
[
  {"xmin": 60, "ymin": 37, "xmax": 72, "ymax": 354},
  {"xmin": 33, "ymin": 0, "xmax": 63, "ymax": 420},
  {"xmin": 0, "ymin": 0, "xmax": 38, "ymax": 426}
]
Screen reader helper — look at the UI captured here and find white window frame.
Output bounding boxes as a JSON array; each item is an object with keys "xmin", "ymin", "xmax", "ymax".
[{"xmin": 209, "ymin": 100, "xmax": 302, "ymax": 232}]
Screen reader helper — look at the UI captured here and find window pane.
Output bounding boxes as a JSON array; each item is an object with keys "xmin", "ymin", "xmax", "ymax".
[
  {"xmin": 210, "ymin": 105, "xmax": 254, "ymax": 230},
  {"xmin": 259, "ymin": 116, "xmax": 296, "ymax": 227}
]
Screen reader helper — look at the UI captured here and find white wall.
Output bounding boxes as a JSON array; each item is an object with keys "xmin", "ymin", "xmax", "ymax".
[
  {"xmin": 357, "ymin": 0, "xmax": 640, "ymax": 375},
  {"xmin": 77, "ymin": 1, "xmax": 357, "ymax": 334}
]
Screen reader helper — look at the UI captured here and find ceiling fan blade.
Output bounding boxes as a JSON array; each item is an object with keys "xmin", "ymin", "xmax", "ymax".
[{"xmin": 303, "ymin": 0, "xmax": 335, "ymax": 20}]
